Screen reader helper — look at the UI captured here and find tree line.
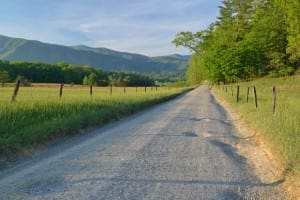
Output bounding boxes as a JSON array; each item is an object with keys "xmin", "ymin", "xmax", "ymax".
[
  {"xmin": 0, "ymin": 60, "xmax": 154, "ymax": 86},
  {"xmin": 173, "ymin": 0, "xmax": 299, "ymax": 84}
]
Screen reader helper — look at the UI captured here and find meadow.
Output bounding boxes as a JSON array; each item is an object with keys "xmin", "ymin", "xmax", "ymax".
[
  {"xmin": 213, "ymin": 75, "xmax": 300, "ymax": 185},
  {"xmin": 0, "ymin": 85, "xmax": 191, "ymax": 159}
]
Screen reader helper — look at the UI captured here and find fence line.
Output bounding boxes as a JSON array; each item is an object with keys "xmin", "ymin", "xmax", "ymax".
[
  {"xmin": 215, "ymin": 84, "xmax": 280, "ymax": 113},
  {"xmin": 6, "ymin": 85, "xmax": 176, "ymax": 103}
]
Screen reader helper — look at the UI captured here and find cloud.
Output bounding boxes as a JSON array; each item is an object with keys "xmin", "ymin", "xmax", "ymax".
[{"xmin": 94, "ymin": 37, "xmax": 189, "ymax": 56}]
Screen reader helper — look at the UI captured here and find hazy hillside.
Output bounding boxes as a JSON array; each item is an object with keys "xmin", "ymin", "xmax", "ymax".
[{"xmin": 0, "ymin": 35, "xmax": 190, "ymax": 74}]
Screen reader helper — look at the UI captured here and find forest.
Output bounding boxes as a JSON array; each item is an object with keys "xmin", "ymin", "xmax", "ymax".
[
  {"xmin": 0, "ymin": 60, "xmax": 155, "ymax": 86},
  {"xmin": 173, "ymin": 0, "xmax": 299, "ymax": 84}
]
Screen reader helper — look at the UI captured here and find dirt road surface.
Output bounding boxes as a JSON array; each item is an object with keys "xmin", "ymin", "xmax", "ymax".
[{"xmin": 0, "ymin": 86, "xmax": 288, "ymax": 199}]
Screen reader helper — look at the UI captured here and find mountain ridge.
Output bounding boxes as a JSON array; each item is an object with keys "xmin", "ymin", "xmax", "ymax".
[{"xmin": 0, "ymin": 35, "xmax": 190, "ymax": 74}]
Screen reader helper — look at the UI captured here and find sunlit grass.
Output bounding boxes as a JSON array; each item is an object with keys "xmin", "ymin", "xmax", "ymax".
[
  {"xmin": 213, "ymin": 75, "xmax": 300, "ymax": 180},
  {"xmin": 0, "ymin": 85, "xmax": 191, "ymax": 156}
]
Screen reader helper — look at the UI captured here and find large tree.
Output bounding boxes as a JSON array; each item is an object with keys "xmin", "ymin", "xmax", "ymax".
[{"xmin": 174, "ymin": 0, "xmax": 297, "ymax": 83}]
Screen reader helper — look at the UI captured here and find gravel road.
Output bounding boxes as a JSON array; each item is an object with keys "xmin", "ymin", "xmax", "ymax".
[{"xmin": 0, "ymin": 85, "xmax": 288, "ymax": 199}]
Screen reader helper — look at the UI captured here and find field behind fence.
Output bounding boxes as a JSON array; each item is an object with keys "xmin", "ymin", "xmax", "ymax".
[
  {"xmin": 213, "ymin": 75, "xmax": 300, "ymax": 186},
  {"xmin": 0, "ymin": 85, "xmax": 191, "ymax": 160}
]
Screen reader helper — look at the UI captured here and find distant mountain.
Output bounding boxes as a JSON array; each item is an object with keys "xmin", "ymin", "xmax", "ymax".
[{"xmin": 0, "ymin": 35, "xmax": 190, "ymax": 74}]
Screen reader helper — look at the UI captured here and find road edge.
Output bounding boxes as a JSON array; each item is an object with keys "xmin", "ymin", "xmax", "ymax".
[{"xmin": 211, "ymin": 90, "xmax": 295, "ymax": 199}]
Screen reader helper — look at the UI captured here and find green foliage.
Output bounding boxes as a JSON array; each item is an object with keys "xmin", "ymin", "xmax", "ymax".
[
  {"xmin": 0, "ymin": 60, "xmax": 155, "ymax": 86},
  {"xmin": 149, "ymin": 72, "xmax": 186, "ymax": 83},
  {"xmin": 88, "ymin": 72, "xmax": 97, "ymax": 86},
  {"xmin": 172, "ymin": 32, "xmax": 204, "ymax": 55},
  {"xmin": 186, "ymin": 55, "xmax": 205, "ymax": 84},
  {"xmin": 82, "ymin": 76, "xmax": 89, "ymax": 85},
  {"xmin": 82, "ymin": 72, "xmax": 99, "ymax": 86},
  {"xmin": 285, "ymin": 0, "xmax": 300, "ymax": 67},
  {"xmin": 0, "ymin": 70, "xmax": 9, "ymax": 86},
  {"xmin": 107, "ymin": 72, "xmax": 154, "ymax": 86},
  {"xmin": 174, "ymin": 0, "xmax": 298, "ymax": 83}
]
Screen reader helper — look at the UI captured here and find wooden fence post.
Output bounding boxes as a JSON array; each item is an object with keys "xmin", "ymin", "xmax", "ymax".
[
  {"xmin": 236, "ymin": 85, "xmax": 240, "ymax": 103},
  {"xmin": 124, "ymin": 87, "xmax": 126, "ymax": 94},
  {"xmin": 110, "ymin": 85, "xmax": 112, "ymax": 95},
  {"xmin": 156, "ymin": 85, "xmax": 158, "ymax": 91},
  {"xmin": 144, "ymin": 85, "xmax": 147, "ymax": 92},
  {"xmin": 11, "ymin": 80, "xmax": 21, "ymax": 102},
  {"xmin": 90, "ymin": 85, "xmax": 93, "ymax": 97},
  {"xmin": 59, "ymin": 83, "xmax": 64, "ymax": 99},
  {"xmin": 253, "ymin": 86, "xmax": 258, "ymax": 108},
  {"xmin": 273, "ymin": 86, "xmax": 277, "ymax": 114},
  {"xmin": 246, "ymin": 87, "xmax": 250, "ymax": 103}
]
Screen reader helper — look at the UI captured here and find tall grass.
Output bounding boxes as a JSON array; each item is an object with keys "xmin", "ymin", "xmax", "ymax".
[
  {"xmin": 0, "ymin": 86, "xmax": 191, "ymax": 157},
  {"xmin": 213, "ymin": 75, "xmax": 300, "ymax": 180}
]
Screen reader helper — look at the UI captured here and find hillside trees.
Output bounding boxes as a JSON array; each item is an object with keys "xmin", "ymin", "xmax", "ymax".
[
  {"xmin": 174, "ymin": 0, "xmax": 299, "ymax": 83},
  {"xmin": 0, "ymin": 60, "xmax": 155, "ymax": 86}
]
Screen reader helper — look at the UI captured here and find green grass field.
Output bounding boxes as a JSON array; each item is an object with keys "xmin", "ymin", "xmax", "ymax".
[
  {"xmin": 213, "ymin": 75, "xmax": 300, "ymax": 183},
  {"xmin": 0, "ymin": 85, "xmax": 191, "ymax": 159}
]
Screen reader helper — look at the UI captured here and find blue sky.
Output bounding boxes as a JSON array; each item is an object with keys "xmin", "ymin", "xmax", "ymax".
[{"xmin": 0, "ymin": 0, "xmax": 221, "ymax": 56}]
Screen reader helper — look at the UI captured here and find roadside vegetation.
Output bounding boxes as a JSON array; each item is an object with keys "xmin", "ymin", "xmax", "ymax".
[
  {"xmin": 212, "ymin": 75, "xmax": 299, "ymax": 189},
  {"xmin": 0, "ymin": 85, "xmax": 191, "ymax": 161}
]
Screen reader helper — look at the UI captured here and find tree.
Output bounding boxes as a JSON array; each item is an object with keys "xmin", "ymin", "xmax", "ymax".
[
  {"xmin": 88, "ymin": 72, "xmax": 97, "ymax": 86},
  {"xmin": 247, "ymin": 0, "xmax": 293, "ymax": 76},
  {"xmin": 82, "ymin": 72, "xmax": 97, "ymax": 86},
  {"xmin": 172, "ymin": 31, "xmax": 204, "ymax": 56},
  {"xmin": 0, "ymin": 70, "xmax": 9, "ymax": 86},
  {"xmin": 286, "ymin": 0, "xmax": 300, "ymax": 68},
  {"xmin": 173, "ymin": 0, "xmax": 296, "ymax": 83},
  {"xmin": 82, "ymin": 76, "xmax": 89, "ymax": 85},
  {"xmin": 186, "ymin": 55, "xmax": 206, "ymax": 84}
]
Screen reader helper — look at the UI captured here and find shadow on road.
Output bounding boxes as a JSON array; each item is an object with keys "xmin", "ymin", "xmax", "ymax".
[
  {"xmin": 209, "ymin": 139, "xmax": 246, "ymax": 165},
  {"xmin": 72, "ymin": 176, "xmax": 284, "ymax": 187},
  {"xmin": 123, "ymin": 132, "xmax": 199, "ymax": 138},
  {"xmin": 188, "ymin": 117, "xmax": 233, "ymax": 127}
]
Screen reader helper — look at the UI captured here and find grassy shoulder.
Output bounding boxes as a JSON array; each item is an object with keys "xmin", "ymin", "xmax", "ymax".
[
  {"xmin": 0, "ymin": 86, "xmax": 192, "ymax": 162},
  {"xmin": 212, "ymin": 75, "xmax": 299, "ymax": 194}
]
